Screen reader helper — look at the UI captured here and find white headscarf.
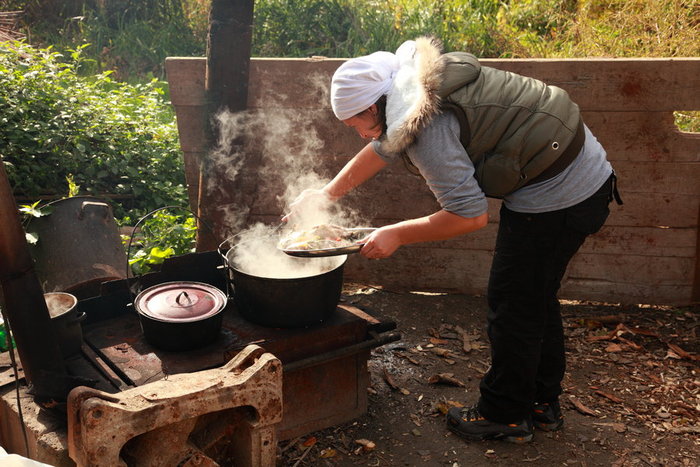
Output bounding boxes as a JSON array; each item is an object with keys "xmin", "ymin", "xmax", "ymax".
[{"xmin": 330, "ymin": 41, "xmax": 416, "ymax": 121}]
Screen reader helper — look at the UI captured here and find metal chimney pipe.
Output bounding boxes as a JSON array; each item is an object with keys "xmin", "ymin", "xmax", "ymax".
[
  {"xmin": 196, "ymin": 0, "xmax": 255, "ymax": 251},
  {"xmin": 0, "ymin": 157, "xmax": 70, "ymax": 400}
]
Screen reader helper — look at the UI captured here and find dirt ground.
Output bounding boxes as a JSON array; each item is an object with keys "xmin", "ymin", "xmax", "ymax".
[{"xmin": 279, "ymin": 284, "xmax": 699, "ymax": 467}]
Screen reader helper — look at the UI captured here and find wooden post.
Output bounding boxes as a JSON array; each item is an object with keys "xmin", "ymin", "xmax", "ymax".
[
  {"xmin": 0, "ymin": 158, "xmax": 70, "ymax": 400},
  {"xmin": 693, "ymin": 203, "xmax": 700, "ymax": 303},
  {"xmin": 196, "ymin": 0, "xmax": 255, "ymax": 251}
]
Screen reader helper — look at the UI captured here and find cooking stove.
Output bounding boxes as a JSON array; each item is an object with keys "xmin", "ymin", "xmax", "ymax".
[
  {"xmin": 71, "ymin": 250, "xmax": 397, "ymax": 451},
  {"xmin": 0, "ymin": 250, "xmax": 398, "ymax": 466}
]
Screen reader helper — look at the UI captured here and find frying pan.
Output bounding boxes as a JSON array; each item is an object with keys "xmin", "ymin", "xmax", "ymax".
[{"xmin": 280, "ymin": 227, "xmax": 375, "ymax": 258}]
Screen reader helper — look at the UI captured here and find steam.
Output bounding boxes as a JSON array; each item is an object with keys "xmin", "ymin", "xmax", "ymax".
[
  {"xmin": 205, "ymin": 72, "xmax": 365, "ymax": 278},
  {"xmin": 226, "ymin": 223, "xmax": 345, "ymax": 279}
]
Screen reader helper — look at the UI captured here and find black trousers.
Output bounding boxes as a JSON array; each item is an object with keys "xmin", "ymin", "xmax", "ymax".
[{"xmin": 477, "ymin": 174, "xmax": 615, "ymax": 423}]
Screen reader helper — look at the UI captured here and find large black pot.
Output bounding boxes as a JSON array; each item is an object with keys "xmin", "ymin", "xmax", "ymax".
[
  {"xmin": 134, "ymin": 281, "xmax": 226, "ymax": 351},
  {"xmin": 223, "ymin": 250, "xmax": 346, "ymax": 328}
]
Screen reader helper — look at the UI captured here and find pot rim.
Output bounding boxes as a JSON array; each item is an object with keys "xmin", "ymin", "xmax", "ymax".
[
  {"xmin": 224, "ymin": 251, "xmax": 347, "ymax": 281},
  {"xmin": 44, "ymin": 292, "xmax": 78, "ymax": 318}
]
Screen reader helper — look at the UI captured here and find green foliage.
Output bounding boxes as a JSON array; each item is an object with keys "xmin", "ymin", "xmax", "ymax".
[
  {"xmin": 675, "ymin": 111, "xmax": 700, "ymax": 134},
  {"xmin": 253, "ymin": 0, "xmax": 356, "ymax": 57},
  {"xmin": 3, "ymin": 0, "xmax": 697, "ymax": 249},
  {"xmin": 504, "ymin": 0, "xmax": 700, "ymax": 58},
  {"xmin": 252, "ymin": 0, "xmax": 511, "ymax": 58},
  {"xmin": 0, "ymin": 318, "xmax": 16, "ymax": 352},
  {"xmin": 124, "ymin": 210, "xmax": 197, "ymax": 275},
  {"xmin": 18, "ymin": 201, "xmax": 53, "ymax": 245},
  {"xmin": 0, "ymin": 41, "xmax": 187, "ymax": 220},
  {"xmin": 12, "ymin": 0, "xmax": 206, "ymax": 80}
]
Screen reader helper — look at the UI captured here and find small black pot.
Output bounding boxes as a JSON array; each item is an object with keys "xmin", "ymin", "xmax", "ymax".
[
  {"xmin": 134, "ymin": 281, "xmax": 226, "ymax": 351},
  {"xmin": 224, "ymin": 252, "xmax": 346, "ymax": 328},
  {"xmin": 45, "ymin": 292, "xmax": 85, "ymax": 357}
]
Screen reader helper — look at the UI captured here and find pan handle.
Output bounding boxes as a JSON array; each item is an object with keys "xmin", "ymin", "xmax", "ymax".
[
  {"xmin": 125, "ymin": 206, "xmax": 218, "ymax": 300},
  {"xmin": 283, "ymin": 331, "xmax": 401, "ymax": 373},
  {"xmin": 215, "ymin": 264, "xmax": 234, "ymax": 301}
]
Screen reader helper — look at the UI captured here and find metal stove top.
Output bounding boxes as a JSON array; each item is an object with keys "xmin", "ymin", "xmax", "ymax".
[{"xmin": 74, "ymin": 250, "xmax": 397, "ymax": 392}]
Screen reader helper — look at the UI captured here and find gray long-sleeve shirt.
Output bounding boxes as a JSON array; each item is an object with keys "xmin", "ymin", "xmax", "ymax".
[{"xmin": 373, "ymin": 111, "xmax": 612, "ymax": 217}]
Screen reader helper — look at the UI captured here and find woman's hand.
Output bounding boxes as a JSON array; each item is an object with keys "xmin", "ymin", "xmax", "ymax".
[{"xmin": 359, "ymin": 226, "xmax": 402, "ymax": 259}]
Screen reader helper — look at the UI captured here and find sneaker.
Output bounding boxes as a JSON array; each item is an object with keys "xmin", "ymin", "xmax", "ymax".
[
  {"xmin": 532, "ymin": 400, "xmax": 564, "ymax": 431},
  {"xmin": 446, "ymin": 405, "xmax": 534, "ymax": 444}
]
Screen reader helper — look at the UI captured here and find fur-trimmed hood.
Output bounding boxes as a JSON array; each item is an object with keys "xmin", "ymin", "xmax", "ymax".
[{"xmin": 382, "ymin": 37, "xmax": 446, "ymax": 154}]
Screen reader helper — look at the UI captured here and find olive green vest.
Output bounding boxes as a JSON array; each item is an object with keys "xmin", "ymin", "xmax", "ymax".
[{"xmin": 439, "ymin": 52, "xmax": 583, "ymax": 197}]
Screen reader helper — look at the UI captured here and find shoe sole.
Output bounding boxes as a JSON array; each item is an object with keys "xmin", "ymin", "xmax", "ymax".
[
  {"xmin": 533, "ymin": 419, "xmax": 564, "ymax": 432},
  {"xmin": 447, "ymin": 424, "xmax": 534, "ymax": 444}
]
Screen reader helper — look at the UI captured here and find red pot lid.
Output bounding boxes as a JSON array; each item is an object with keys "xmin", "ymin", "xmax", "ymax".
[{"xmin": 135, "ymin": 281, "xmax": 227, "ymax": 322}]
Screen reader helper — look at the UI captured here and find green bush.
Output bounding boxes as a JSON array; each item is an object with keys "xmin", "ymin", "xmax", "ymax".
[
  {"xmin": 124, "ymin": 209, "xmax": 197, "ymax": 275},
  {"xmin": 0, "ymin": 41, "xmax": 187, "ymax": 220},
  {"xmin": 252, "ymin": 0, "xmax": 510, "ymax": 58},
  {"xmin": 9, "ymin": 0, "xmax": 206, "ymax": 80}
]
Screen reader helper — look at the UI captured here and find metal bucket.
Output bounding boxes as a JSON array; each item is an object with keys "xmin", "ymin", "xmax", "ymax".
[{"xmin": 27, "ymin": 196, "xmax": 127, "ymax": 299}]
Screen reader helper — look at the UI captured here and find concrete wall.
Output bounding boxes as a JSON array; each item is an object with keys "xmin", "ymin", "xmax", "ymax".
[{"xmin": 165, "ymin": 56, "xmax": 700, "ymax": 306}]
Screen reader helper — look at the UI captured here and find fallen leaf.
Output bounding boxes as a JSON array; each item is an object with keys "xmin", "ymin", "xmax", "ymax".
[
  {"xmin": 430, "ymin": 337, "xmax": 449, "ymax": 345},
  {"xmin": 587, "ymin": 326, "xmax": 620, "ymax": 342},
  {"xmin": 569, "ymin": 395, "xmax": 597, "ymax": 416},
  {"xmin": 666, "ymin": 343, "xmax": 700, "ymax": 361},
  {"xmin": 668, "ymin": 426, "xmax": 700, "ymax": 434},
  {"xmin": 428, "ymin": 373, "xmax": 466, "ymax": 387},
  {"xmin": 605, "ymin": 343, "xmax": 623, "ymax": 353},
  {"xmin": 617, "ymin": 336, "xmax": 643, "ymax": 351},
  {"xmin": 587, "ymin": 315, "xmax": 625, "ymax": 325},
  {"xmin": 355, "ymin": 439, "xmax": 376, "ymax": 452},
  {"xmin": 587, "ymin": 334, "xmax": 614, "ymax": 342},
  {"xmin": 383, "ymin": 368, "xmax": 399, "ymax": 390},
  {"xmin": 594, "ymin": 390, "xmax": 623, "ymax": 404},
  {"xmin": 302, "ymin": 436, "xmax": 317, "ymax": 447},
  {"xmin": 646, "ymin": 372, "xmax": 662, "ymax": 384},
  {"xmin": 410, "ymin": 413, "xmax": 422, "ymax": 427},
  {"xmin": 627, "ymin": 326, "xmax": 658, "ymax": 337},
  {"xmin": 400, "ymin": 388, "xmax": 411, "ymax": 395},
  {"xmin": 320, "ymin": 448, "xmax": 337, "ymax": 458},
  {"xmin": 434, "ymin": 402, "xmax": 451, "ymax": 415},
  {"xmin": 454, "ymin": 325, "xmax": 482, "ymax": 353},
  {"xmin": 396, "ymin": 351, "xmax": 420, "ymax": 365},
  {"xmin": 434, "ymin": 400, "xmax": 464, "ymax": 415},
  {"xmin": 431, "ymin": 347, "xmax": 453, "ymax": 358}
]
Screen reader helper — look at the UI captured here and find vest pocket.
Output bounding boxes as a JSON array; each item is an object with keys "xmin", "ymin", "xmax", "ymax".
[{"xmin": 474, "ymin": 152, "xmax": 522, "ymax": 198}]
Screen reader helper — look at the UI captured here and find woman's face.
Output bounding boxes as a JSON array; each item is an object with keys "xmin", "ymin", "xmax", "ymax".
[{"xmin": 342, "ymin": 104, "xmax": 383, "ymax": 140}]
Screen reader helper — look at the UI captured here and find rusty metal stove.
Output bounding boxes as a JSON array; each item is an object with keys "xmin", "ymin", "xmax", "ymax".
[{"xmin": 62, "ymin": 250, "xmax": 398, "ymax": 465}]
